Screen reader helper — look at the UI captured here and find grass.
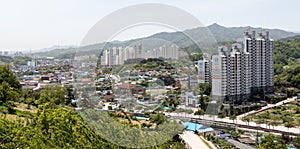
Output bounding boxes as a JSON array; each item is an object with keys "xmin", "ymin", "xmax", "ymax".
[
  {"xmin": 0, "ymin": 113, "xmax": 21, "ymax": 121},
  {"xmin": 242, "ymin": 101, "xmax": 300, "ymax": 128},
  {"xmin": 208, "ymin": 135, "xmax": 236, "ymax": 149},
  {"xmin": 15, "ymin": 109, "xmax": 35, "ymax": 118},
  {"xmin": 0, "ymin": 113, "xmax": 33, "ymax": 123},
  {"xmin": 14, "ymin": 102, "xmax": 37, "ymax": 113},
  {"xmin": 0, "ymin": 103, "xmax": 36, "ymax": 122}
]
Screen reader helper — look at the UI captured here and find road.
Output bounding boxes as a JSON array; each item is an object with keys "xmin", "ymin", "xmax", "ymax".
[
  {"xmin": 179, "ymin": 131, "xmax": 211, "ymax": 149},
  {"xmin": 227, "ymin": 139, "xmax": 255, "ymax": 149}
]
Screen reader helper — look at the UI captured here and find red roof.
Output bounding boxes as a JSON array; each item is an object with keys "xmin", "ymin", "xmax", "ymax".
[{"xmin": 119, "ymin": 83, "xmax": 136, "ymax": 89}]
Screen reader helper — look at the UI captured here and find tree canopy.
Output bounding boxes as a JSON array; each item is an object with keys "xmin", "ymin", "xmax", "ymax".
[
  {"xmin": 273, "ymin": 38, "xmax": 300, "ymax": 95},
  {"xmin": 259, "ymin": 134, "xmax": 286, "ymax": 149},
  {"xmin": 0, "ymin": 81, "xmax": 18, "ymax": 106},
  {"xmin": 0, "ymin": 65, "xmax": 21, "ymax": 92},
  {"xmin": 0, "ymin": 103, "xmax": 122, "ymax": 148}
]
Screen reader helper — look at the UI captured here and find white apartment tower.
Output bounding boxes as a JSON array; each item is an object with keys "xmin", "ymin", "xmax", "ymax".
[
  {"xmin": 100, "ymin": 44, "xmax": 179, "ymax": 66},
  {"xmin": 245, "ymin": 30, "xmax": 274, "ymax": 94},
  {"xmin": 198, "ymin": 53, "xmax": 211, "ymax": 84},
  {"xmin": 212, "ymin": 46, "xmax": 229, "ymax": 97},
  {"xmin": 212, "ymin": 30, "xmax": 274, "ymax": 101},
  {"xmin": 227, "ymin": 43, "xmax": 251, "ymax": 100}
]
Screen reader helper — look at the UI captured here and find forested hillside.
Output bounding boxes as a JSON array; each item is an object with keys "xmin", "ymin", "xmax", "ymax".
[
  {"xmin": 274, "ymin": 36, "xmax": 300, "ymax": 93},
  {"xmin": 35, "ymin": 24, "xmax": 298, "ymax": 59}
]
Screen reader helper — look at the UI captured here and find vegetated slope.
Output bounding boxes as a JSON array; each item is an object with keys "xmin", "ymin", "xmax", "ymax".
[{"xmin": 35, "ymin": 23, "xmax": 298, "ymax": 59}]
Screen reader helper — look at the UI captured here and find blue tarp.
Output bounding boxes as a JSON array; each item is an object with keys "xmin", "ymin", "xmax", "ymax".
[
  {"xmin": 163, "ymin": 106, "xmax": 172, "ymax": 111},
  {"xmin": 184, "ymin": 122, "xmax": 214, "ymax": 133}
]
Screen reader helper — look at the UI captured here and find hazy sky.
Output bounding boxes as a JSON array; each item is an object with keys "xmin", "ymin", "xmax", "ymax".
[{"xmin": 0, "ymin": 0, "xmax": 299, "ymax": 51}]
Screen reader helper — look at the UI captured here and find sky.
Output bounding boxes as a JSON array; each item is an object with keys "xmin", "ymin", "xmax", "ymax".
[{"xmin": 0, "ymin": 0, "xmax": 299, "ymax": 51}]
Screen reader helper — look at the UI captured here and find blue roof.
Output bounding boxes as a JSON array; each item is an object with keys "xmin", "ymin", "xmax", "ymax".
[
  {"xmin": 163, "ymin": 106, "xmax": 173, "ymax": 110},
  {"xmin": 184, "ymin": 122, "xmax": 214, "ymax": 133}
]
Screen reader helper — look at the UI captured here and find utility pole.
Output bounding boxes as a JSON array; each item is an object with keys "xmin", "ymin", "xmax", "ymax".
[{"xmin": 256, "ymin": 123, "xmax": 259, "ymax": 149}]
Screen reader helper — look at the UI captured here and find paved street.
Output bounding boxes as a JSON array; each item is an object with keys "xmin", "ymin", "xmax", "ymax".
[{"xmin": 179, "ymin": 131, "xmax": 210, "ymax": 149}]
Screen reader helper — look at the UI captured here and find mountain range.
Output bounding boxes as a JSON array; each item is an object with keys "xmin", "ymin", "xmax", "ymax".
[
  {"xmin": 35, "ymin": 45, "xmax": 78, "ymax": 53},
  {"xmin": 35, "ymin": 23, "xmax": 299, "ymax": 58},
  {"xmin": 278, "ymin": 35, "xmax": 300, "ymax": 42}
]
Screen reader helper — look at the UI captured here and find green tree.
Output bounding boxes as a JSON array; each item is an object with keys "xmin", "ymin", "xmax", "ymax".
[
  {"xmin": 0, "ymin": 103, "xmax": 184, "ymax": 148},
  {"xmin": 150, "ymin": 113, "xmax": 166, "ymax": 125},
  {"xmin": 293, "ymin": 135, "xmax": 300, "ymax": 149},
  {"xmin": 259, "ymin": 134, "xmax": 286, "ymax": 149},
  {"xmin": 241, "ymin": 117, "xmax": 251, "ymax": 126},
  {"xmin": 161, "ymin": 96, "xmax": 180, "ymax": 109},
  {"xmin": 0, "ymin": 65, "xmax": 21, "ymax": 92},
  {"xmin": 65, "ymin": 86, "xmax": 75, "ymax": 106},
  {"xmin": 199, "ymin": 95, "xmax": 209, "ymax": 110},
  {"xmin": 194, "ymin": 109, "xmax": 205, "ymax": 119},
  {"xmin": 229, "ymin": 115, "xmax": 237, "ymax": 124},
  {"xmin": 21, "ymin": 88, "xmax": 36, "ymax": 109},
  {"xmin": 190, "ymin": 53, "xmax": 203, "ymax": 61},
  {"xmin": 35, "ymin": 86, "xmax": 66, "ymax": 106},
  {"xmin": 0, "ymin": 81, "xmax": 18, "ymax": 107},
  {"xmin": 198, "ymin": 83, "xmax": 212, "ymax": 95},
  {"xmin": 158, "ymin": 75, "xmax": 176, "ymax": 86},
  {"xmin": 273, "ymin": 39, "xmax": 300, "ymax": 92},
  {"xmin": 0, "ymin": 103, "xmax": 120, "ymax": 148},
  {"xmin": 12, "ymin": 56, "xmax": 32, "ymax": 65}
]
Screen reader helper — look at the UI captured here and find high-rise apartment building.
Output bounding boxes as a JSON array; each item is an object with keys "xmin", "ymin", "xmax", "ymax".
[
  {"xmin": 212, "ymin": 46, "xmax": 229, "ymax": 97},
  {"xmin": 245, "ymin": 30, "xmax": 274, "ymax": 94},
  {"xmin": 198, "ymin": 53, "xmax": 211, "ymax": 84},
  {"xmin": 212, "ymin": 30, "xmax": 273, "ymax": 101},
  {"xmin": 227, "ymin": 43, "xmax": 250, "ymax": 100},
  {"xmin": 100, "ymin": 44, "xmax": 179, "ymax": 66}
]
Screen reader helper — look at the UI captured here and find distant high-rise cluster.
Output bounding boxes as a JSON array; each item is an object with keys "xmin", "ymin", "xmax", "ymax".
[
  {"xmin": 199, "ymin": 30, "xmax": 274, "ymax": 101},
  {"xmin": 100, "ymin": 44, "xmax": 179, "ymax": 66},
  {"xmin": 0, "ymin": 51, "xmax": 24, "ymax": 57},
  {"xmin": 0, "ymin": 51, "xmax": 10, "ymax": 56}
]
